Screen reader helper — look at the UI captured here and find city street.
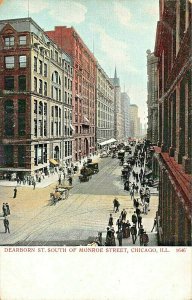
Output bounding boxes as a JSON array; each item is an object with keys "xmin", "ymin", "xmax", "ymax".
[{"xmin": 0, "ymin": 153, "xmax": 158, "ymax": 246}]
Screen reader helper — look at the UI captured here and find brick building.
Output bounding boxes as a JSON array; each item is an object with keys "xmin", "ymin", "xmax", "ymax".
[
  {"xmin": 0, "ymin": 18, "xmax": 73, "ymax": 178},
  {"xmin": 154, "ymin": 0, "xmax": 192, "ymax": 245},
  {"xmin": 46, "ymin": 27, "xmax": 96, "ymax": 162}
]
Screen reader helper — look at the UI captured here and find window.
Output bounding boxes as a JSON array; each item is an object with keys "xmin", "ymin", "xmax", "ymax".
[
  {"xmin": 44, "ymin": 82, "xmax": 47, "ymax": 96},
  {"xmin": 44, "ymin": 120, "xmax": 47, "ymax": 136},
  {"xmin": 34, "ymin": 77, "xmax": 37, "ymax": 92},
  {"xmin": 34, "ymin": 119, "xmax": 37, "ymax": 136},
  {"xmin": 55, "ymin": 106, "xmax": 58, "ymax": 117},
  {"xmin": 39, "ymin": 102, "xmax": 43, "ymax": 115},
  {"xmin": 5, "ymin": 56, "xmax": 14, "ymax": 69},
  {"xmin": 18, "ymin": 115, "xmax": 25, "ymax": 136},
  {"xmin": 18, "ymin": 75, "xmax": 26, "ymax": 91},
  {"xmin": 5, "ymin": 36, "xmax": 14, "ymax": 47},
  {"xmin": 39, "ymin": 120, "xmax": 43, "ymax": 136},
  {"xmin": 34, "ymin": 100, "xmax": 37, "ymax": 114},
  {"xmin": 19, "ymin": 36, "xmax": 26, "ymax": 45},
  {"xmin": 51, "ymin": 121, "xmax": 53, "ymax": 135},
  {"xmin": 19, "ymin": 55, "xmax": 26, "ymax": 68},
  {"xmin": 4, "ymin": 145, "xmax": 14, "ymax": 166},
  {"xmin": 5, "ymin": 76, "xmax": 14, "ymax": 90},
  {"xmin": 44, "ymin": 63, "xmax": 47, "ymax": 76},
  {"xmin": 18, "ymin": 100, "xmax": 26, "ymax": 113},
  {"xmin": 39, "ymin": 60, "xmax": 42, "ymax": 74},
  {"xmin": 4, "ymin": 100, "xmax": 14, "ymax": 136},
  {"xmin": 55, "ymin": 51, "xmax": 58, "ymax": 62},
  {"xmin": 39, "ymin": 79, "xmax": 42, "ymax": 94},
  {"xmin": 18, "ymin": 145, "xmax": 25, "ymax": 167},
  {"xmin": 44, "ymin": 103, "xmax": 47, "ymax": 116},
  {"xmin": 34, "ymin": 57, "xmax": 37, "ymax": 72}
]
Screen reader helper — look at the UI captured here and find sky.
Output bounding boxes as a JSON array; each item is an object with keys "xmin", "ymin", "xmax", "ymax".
[{"xmin": 0, "ymin": 0, "xmax": 159, "ymax": 125}]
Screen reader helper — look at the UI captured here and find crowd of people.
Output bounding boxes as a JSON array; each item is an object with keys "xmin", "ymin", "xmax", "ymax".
[{"xmin": 105, "ymin": 140, "xmax": 156, "ymax": 246}]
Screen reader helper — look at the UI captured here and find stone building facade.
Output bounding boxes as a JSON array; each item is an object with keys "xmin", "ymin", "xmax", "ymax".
[
  {"xmin": 146, "ymin": 50, "xmax": 158, "ymax": 144},
  {"xmin": 96, "ymin": 63, "xmax": 114, "ymax": 144},
  {"xmin": 46, "ymin": 26, "xmax": 96, "ymax": 162},
  {"xmin": 129, "ymin": 104, "xmax": 139, "ymax": 138},
  {"xmin": 0, "ymin": 18, "xmax": 73, "ymax": 177},
  {"xmin": 154, "ymin": 0, "xmax": 192, "ymax": 245}
]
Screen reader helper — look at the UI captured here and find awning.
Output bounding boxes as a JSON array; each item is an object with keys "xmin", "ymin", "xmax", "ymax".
[
  {"xmin": 99, "ymin": 138, "xmax": 117, "ymax": 146},
  {"xmin": 70, "ymin": 124, "xmax": 75, "ymax": 131},
  {"xmin": 49, "ymin": 159, "xmax": 59, "ymax": 166}
]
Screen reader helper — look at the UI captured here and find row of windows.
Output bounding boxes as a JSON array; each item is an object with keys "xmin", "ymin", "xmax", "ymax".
[
  {"xmin": 34, "ymin": 57, "xmax": 47, "ymax": 76},
  {"xmin": 4, "ymin": 145, "xmax": 25, "ymax": 167},
  {"xmin": 4, "ymin": 100, "xmax": 26, "ymax": 136},
  {"xmin": 34, "ymin": 77, "xmax": 47, "ymax": 96},
  {"xmin": 4, "ymin": 35, "xmax": 27, "ymax": 47},
  {"xmin": 4, "ymin": 75, "xmax": 26, "ymax": 91},
  {"xmin": 5, "ymin": 55, "xmax": 26, "ymax": 69}
]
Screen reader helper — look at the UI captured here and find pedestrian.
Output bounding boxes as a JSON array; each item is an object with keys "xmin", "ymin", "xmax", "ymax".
[
  {"xmin": 135, "ymin": 184, "xmax": 139, "ymax": 193},
  {"xmin": 130, "ymin": 224, "xmax": 137, "ymax": 244},
  {"xmin": 125, "ymin": 220, "xmax": 131, "ymax": 238},
  {"xmin": 3, "ymin": 217, "xmax": 10, "ymax": 233},
  {"xmin": 151, "ymin": 217, "xmax": 157, "ymax": 232},
  {"xmin": 6, "ymin": 203, "xmax": 10, "ymax": 215},
  {"xmin": 142, "ymin": 231, "xmax": 149, "ymax": 246},
  {"xmin": 117, "ymin": 230, "xmax": 123, "ymax": 246},
  {"xmin": 132, "ymin": 213, "xmax": 138, "ymax": 227},
  {"xmin": 113, "ymin": 197, "xmax": 119, "ymax": 213},
  {"xmin": 58, "ymin": 176, "xmax": 61, "ymax": 185},
  {"xmin": 136, "ymin": 207, "xmax": 141, "ymax": 218},
  {"xmin": 108, "ymin": 213, "xmax": 113, "ymax": 227},
  {"xmin": 138, "ymin": 214, "xmax": 142, "ymax": 228},
  {"xmin": 68, "ymin": 176, "xmax": 72, "ymax": 186},
  {"xmin": 130, "ymin": 189, "xmax": 134, "ymax": 200},
  {"xmin": 116, "ymin": 216, "xmax": 122, "ymax": 231},
  {"xmin": 121, "ymin": 209, "xmax": 127, "ymax": 221},
  {"xmin": 2, "ymin": 203, "xmax": 7, "ymax": 216},
  {"xmin": 105, "ymin": 227, "xmax": 116, "ymax": 246},
  {"xmin": 33, "ymin": 180, "xmax": 36, "ymax": 190},
  {"xmin": 13, "ymin": 187, "xmax": 17, "ymax": 198},
  {"xmin": 138, "ymin": 225, "xmax": 145, "ymax": 246}
]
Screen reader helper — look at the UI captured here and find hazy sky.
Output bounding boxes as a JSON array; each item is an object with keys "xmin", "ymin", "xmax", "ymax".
[{"xmin": 0, "ymin": 0, "xmax": 159, "ymax": 124}]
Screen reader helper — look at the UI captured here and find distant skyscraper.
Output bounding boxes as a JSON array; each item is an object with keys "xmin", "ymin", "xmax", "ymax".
[
  {"xmin": 121, "ymin": 92, "xmax": 130, "ymax": 138},
  {"xmin": 146, "ymin": 49, "xmax": 158, "ymax": 144},
  {"xmin": 110, "ymin": 68, "xmax": 124, "ymax": 141}
]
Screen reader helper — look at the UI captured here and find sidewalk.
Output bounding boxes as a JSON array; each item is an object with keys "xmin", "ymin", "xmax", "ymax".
[{"xmin": 0, "ymin": 154, "xmax": 101, "ymax": 188}]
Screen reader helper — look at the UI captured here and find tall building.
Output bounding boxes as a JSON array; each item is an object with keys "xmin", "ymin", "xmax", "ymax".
[
  {"xmin": 154, "ymin": 0, "xmax": 192, "ymax": 245},
  {"xmin": 121, "ymin": 92, "xmax": 130, "ymax": 138},
  {"xmin": 146, "ymin": 49, "xmax": 158, "ymax": 144},
  {"xmin": 129, "ymin": 104, "xmax": 139, "ymax": 138},
  {"xmin": 0, "ymin": 18, "xmax": 73, "ymax": 178},
  {"xmin": 46, "ymin": 26, "xmax": 96, "ymax": 162},
  {"xmin": 110, "ymin": 68, "xmax": 123, "ymax": 141},
  {"xmin": 96, "ymin": 63, "xmax": 114, "ymax": 144}
]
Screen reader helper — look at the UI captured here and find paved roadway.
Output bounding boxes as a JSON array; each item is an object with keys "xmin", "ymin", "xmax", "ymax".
[{"xmin": 0, "ymin": 153, "xmax": 158, "ymax": 246}]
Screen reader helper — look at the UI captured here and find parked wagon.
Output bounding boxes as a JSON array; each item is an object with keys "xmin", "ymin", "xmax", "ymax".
[{"xmin": 85, "ymin": 162, "xmax": 99, "ymax": 174}]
